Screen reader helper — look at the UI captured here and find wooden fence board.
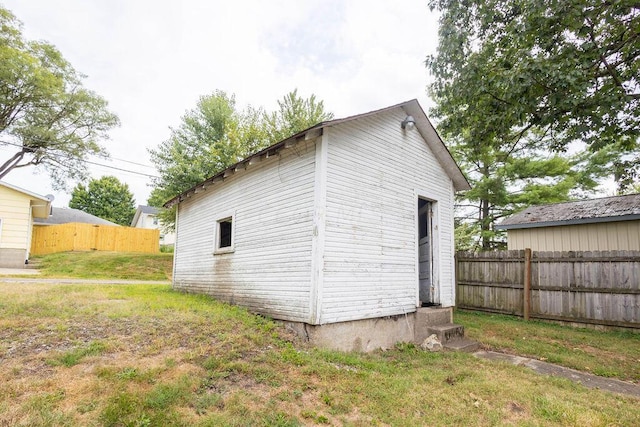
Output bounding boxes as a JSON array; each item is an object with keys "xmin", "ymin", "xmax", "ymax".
[
  {"xmin": 31, "ymin": 223, "xmax": 159, "ymax": 255},
  {"xmin": 456, "ymin": 249, "xmax": 640, "ymax": 330}
]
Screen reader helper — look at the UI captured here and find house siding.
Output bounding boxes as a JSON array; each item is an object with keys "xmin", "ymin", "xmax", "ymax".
[
  {"xmin": 136, "ymin": 213, "xmax": 154, "ymax": 228},
  {"xmin": 0, "ymin": 185, "xmax": 32, "ymax": 267},
  {"xmin": 507, "ymin": 221, "xmax": 640, "ymax": 251},
  {"xmin": 0, "ymin": 185, "xmax": 32, "ymax": 250},
  {"xmin": 133, "ymin": 211, "xmax": 176, "ymax": 246},
  {"xmin": 173, "ymin": 139, "xmax": 317, "ymax": 322},
  {"xmin": 319, "ymin": 109, "xmax": 456, "ymax": 324}
]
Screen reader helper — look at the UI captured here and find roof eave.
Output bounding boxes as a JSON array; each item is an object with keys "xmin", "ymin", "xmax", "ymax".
[
  {"xmin": 164, "ymin": 99, "xmax": 472, "ymax": 207},
  {"xmin": 0, "ymin": 181, "xmax": 51, "ymax": 203},
  {"xmin": 164, "ymin": 126, "xmax": 324, "ymax": 208},
  {"xmin": 131, "ymin": 208, "xmax": 142, "ymax": 227},
  {"xmin": 0, "ymin": 181, "xmax": 51, "ymax": 218},
  {"xmin": 496, "ymin": 214, "xmax": 640, "ymax": 230},
  {"xmin": 401, "ymin": 101, "xmax": 471, "ymax": 192},
  {"xmin": 31, "ymin": 201, "xmax": 51, "ymax": 219}
]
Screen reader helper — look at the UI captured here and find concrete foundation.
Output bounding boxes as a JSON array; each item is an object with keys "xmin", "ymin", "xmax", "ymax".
[
  {"xmin": 0, "ymin": 248, "xmax": 27, "ymax": 268},
  {"xmin": 282, "ymin": 307, "xmax": 454, "ymax": 352}
]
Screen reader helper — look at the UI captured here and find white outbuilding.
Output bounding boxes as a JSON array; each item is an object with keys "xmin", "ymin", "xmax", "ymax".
[{"xmin": 166, "ymin": 100, "xmax": 470, "ymax": 351}]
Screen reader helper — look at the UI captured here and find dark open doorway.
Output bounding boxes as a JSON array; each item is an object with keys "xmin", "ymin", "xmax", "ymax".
[{"xmin": 418, "ymin": 198, "xmax": 437, "ymax": 306}]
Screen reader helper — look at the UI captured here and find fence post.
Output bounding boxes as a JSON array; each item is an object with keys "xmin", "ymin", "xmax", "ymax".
[{"xmin": 524, "ymin": 248, "xmax": 532, "ymax": 321}]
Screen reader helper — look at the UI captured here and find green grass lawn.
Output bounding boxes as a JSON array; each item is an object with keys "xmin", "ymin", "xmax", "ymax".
[
  {"xmin": 0, "ymin": 283, "xmax": 638, "ymax": 426},
  {"xmin": 455, "ymin": 309, "xmax": 640, "ymax": 383},
  {"xmin": 32, "ymin": 251, "xmax": 173, "ymax": 281}
]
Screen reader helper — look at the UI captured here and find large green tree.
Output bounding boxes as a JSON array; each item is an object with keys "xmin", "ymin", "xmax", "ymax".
[
  {"xmin": 148, "ymin": 89, "xmax": 333, "ymax": 228},
  {"xmin": 0, "ymin": 7, "xmax": 119, "ymax": 188},
  {"xmin": 69, "ymin": 176, "xmax": 136, "ymax": 226},
  {"xmin": 451, "ymin": 139, "xmax": 617, "ymax": 250},
  {"xmin": 427, "ymin": 0, "xmax": 639, "ymax": 249},
  {"xmin": 149, "ymin": 91, "xmax": 246, "ymax": 205},
  {"xmin": 263, "ymin": 89, "xmax": 333, "ymax": 143}
]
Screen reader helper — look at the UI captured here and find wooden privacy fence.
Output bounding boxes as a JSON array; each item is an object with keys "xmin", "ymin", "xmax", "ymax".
[
  {"xmin": 456, "ymin": 250, "xmax": 640, "ymax": 329},
  {"xmin": 31, "ymin": 223, "xmax": 159, "ymax": 255}
]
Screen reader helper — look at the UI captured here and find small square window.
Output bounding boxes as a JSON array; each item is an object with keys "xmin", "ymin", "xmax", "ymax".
[
  {"xmin": 214, "ymin": 214, "xmax": 235, "ymax": 254},
  {"xmin": 219, "ymin": 219, "xmax": 232, "ymax": 248}
]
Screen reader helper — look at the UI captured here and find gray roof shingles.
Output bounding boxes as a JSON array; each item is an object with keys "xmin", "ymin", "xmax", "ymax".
[
  {"xmin": 496, "ymin": 194, "xmax": 640, "ymax": 230},
  {"xmin": 34, "ymin": 207, "xmax": 119, "ymax": 226},
  {"xmin": 138, "ymin": 205, "xmax": 159, "ymax": 215}
]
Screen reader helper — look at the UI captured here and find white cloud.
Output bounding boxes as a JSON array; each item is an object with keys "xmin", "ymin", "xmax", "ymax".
[{"xmin": 1, "ymin": 0, "xmax": 440, "ymax": 207}]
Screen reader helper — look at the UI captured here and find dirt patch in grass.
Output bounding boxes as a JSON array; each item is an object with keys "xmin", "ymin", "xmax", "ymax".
[{"xmin": 1, "ymin": 283, "xmax": 639, "ymax": 426}]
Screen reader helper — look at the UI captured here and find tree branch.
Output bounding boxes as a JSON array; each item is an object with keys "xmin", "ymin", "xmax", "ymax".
[
  {"xmin": 585, "ymin": 15, "xmax": 631, "ymax": 97},
  {"xmin": 0, "ymin": 150, "xmax": 26, "ymax": 180},
  {"xmin": 482, "ymin": 90, "xmax": 512, "ymax": 106}
]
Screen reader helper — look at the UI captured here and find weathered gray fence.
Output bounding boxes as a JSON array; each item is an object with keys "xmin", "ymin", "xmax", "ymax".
[{"xmin": 456, "ymin": 250, "xmax": 640, "ymax": 329}]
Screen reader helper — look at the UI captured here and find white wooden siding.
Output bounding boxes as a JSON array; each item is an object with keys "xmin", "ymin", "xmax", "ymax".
[
  {"xmin": 172, "ymin": 106, "xmax": 459, "ymax": 326},
  {"xmin": 319, "ymin": 109, "xmax": 456, "ymax": 324},
  {"xmin": 173, "ymin": 140, "xmax": 317, "ymax": 322}
]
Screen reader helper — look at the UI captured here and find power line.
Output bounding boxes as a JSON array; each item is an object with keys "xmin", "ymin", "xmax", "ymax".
[
  {"xmin": 98, "ymin": 155, "xmax": 156, "ymax": 170},
  {"xmin": 84, "ymin": 160, "xmax": 159, "ymax": 178},
  {"xmin": 0, "ymin": 139, "xmax": 159, "ymax": 178}
]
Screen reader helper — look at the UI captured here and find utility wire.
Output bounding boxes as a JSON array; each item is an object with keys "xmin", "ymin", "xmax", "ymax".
[
  {"xmin": 84, "ymin": 160, "xmax": 159, "ymax": 178},
  {"xmin": 98, "ymin": 155, "xmax": 156, "ymax": 169},
  {"xmin": 0, "ymin": 139, "xmax": 159, "ymax": 178}
]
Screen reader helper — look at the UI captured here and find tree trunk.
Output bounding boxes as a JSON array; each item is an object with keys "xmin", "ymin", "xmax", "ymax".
[
  {"xmin": 480, "ymin": 163, "xmax": 491, "ymax": 250},
  {"xmin": 481, "ymin": 198, "xmax": 491, "ymax": 250}
]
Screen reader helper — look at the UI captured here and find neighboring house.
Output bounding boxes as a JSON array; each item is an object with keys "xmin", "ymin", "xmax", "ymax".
[
  {"xmin": 34, "ymin": 207, "xmax": 119, "ymax": 226},
  {"xmin": 0, "ymin": 181, "xmax": 52, "ymax": 268},
  {"xmin": 131, "ymin": 205, "xmax": 176, "ymax": 246},
  {"xmin": 165, "ymin": 100, "xmax": 470, "ymax": 350},
  {"xmin": 496, "ymin": 194, "xmax": 640, "ymax": 251}
]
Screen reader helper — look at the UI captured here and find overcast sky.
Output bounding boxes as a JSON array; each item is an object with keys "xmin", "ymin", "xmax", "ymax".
[{"xmin": 1, "ymin": 0, "xmax": 440, "ymax": 208}]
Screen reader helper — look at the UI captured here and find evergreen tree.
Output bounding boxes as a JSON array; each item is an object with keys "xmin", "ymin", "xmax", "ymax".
[{"xmin": 427, "ymin": 0, "xmax": 637, "ymax": 249}]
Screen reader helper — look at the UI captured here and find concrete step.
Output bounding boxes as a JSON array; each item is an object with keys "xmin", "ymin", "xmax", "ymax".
[
  {"xmin": 444, "ymin": 338, "xmax": 480, "ymax": 353},
  {"xmin": 426, "ymin": 323, "xmax": 465, "ymax": 344},
  {"xmin": 416, "ymin": 307, "xmax": 452, "ymax": 325},
  {"xmin": 414, "ymin": 307, "xmax": 453, "ymax": 343}
]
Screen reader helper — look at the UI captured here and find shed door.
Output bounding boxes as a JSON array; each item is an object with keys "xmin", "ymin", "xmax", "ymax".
[{"xmin": 418, "ymin": 199, "xmax": 433, "ymax": 304}]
